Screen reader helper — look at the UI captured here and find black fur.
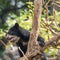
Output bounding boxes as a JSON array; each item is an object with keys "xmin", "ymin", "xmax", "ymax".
[{"xmin": 6, "ymin": 23, "xmax": 46, "ymax": 60}]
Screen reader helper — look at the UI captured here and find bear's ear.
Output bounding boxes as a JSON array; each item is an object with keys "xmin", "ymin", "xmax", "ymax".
[{"xmin": 15, "ymin": 23, "xmax": 19, "ymax": 27}]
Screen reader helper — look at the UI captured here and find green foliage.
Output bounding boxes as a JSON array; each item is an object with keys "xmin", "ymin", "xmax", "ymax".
[
  {"xmin": 55, "ymin": 11, "xmax": 60, "ymax": 23},
  {"xmin": 26, "ymin": 2, "xmax": 34, "ymax": 19},
  {"xmin": 0, "ymin": 50, "xmax": 4, "ymax": 57},
  {"xmin": 0, "ymin": 29, "xmax": 5, "ymax": 38},
  {"xmin": 45, "ymin": 48, "xmax": 58, "ymax": 57},
  {"xmin": 0, "ymin": 0, "xmax": 60, "ymax": 58},
  {"xmin": 5, "ymin": 2, "xmax": 33, "ymax": 30}
]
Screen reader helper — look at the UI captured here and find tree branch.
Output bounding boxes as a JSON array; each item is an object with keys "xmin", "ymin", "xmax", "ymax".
[{"xmin": 44, "ymin": 35, "xmax": 60, "ymax": 49}]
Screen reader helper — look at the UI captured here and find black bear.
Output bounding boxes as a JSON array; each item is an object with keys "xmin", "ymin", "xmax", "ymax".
[{"xmin": 6, "ymin": 23, "xmax": 46, "ymax": 60}]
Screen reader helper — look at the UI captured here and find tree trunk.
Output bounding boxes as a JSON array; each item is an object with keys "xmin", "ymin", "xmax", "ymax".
[{"xmin": 26, "ymin": 0, "xmax": 43, "ymax": 60}]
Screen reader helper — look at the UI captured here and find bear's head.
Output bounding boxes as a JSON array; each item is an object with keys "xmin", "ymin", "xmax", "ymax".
[{"xmin": 6, "ymin": 23, "xmax": 20, "ymax": 42}]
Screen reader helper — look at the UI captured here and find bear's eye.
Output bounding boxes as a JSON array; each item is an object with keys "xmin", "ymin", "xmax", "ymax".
[
  {"xmin": 8, "ymin": 31, "xmax": 13, "ymax": 35},
  {"xmin": 10, "ymin": 32, "xmax": 14, "ymax": 35}
]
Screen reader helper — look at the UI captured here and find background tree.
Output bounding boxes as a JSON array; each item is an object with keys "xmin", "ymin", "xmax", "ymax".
[{"xmin": 0, "ymin": 0, "xmax": 60, "ymax": 60}]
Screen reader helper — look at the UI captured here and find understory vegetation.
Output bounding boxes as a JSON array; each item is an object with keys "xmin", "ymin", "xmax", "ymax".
[{"xmin": 0, "ymin": 0, "xmax": 60, "ymax": 60}]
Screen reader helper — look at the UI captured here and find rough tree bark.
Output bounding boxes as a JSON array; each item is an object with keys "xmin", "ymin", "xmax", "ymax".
[{"xmin": 26, "ymin": 0, "xmax": 43, "ymax": 60}]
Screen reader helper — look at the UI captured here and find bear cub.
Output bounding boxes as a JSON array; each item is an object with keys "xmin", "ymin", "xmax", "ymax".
[{"xmin": 6, "ymin": 23, "xmax": 46, "ymax": 60}]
